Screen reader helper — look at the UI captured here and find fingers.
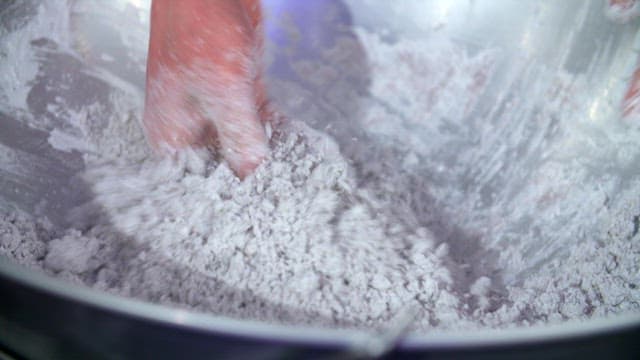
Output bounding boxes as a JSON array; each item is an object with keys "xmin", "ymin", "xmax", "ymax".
[
  {"xmin": 143, "ymin": 68, "xmax": 217, "ymax": 151},
  {"xmin": 144, "ymin": 59, "xmax": 268, "ymax": 178},
  {"xmin": 144, "ymin": 0, "xmax": 269, "ymax": 178},
  {"xmin": 238, "ymin": 0, "xmax": 271, "ymax": 125}
]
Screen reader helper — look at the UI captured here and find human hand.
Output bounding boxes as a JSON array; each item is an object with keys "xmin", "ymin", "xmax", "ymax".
[{"xmin": 143, "ymin": 0, "xmax": 269, "ymax": 178}]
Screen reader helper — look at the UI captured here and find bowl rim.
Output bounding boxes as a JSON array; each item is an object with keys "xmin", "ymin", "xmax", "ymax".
[{"xmin": 1, "ymin": 256, "xmax": 639, "ymax": 351}]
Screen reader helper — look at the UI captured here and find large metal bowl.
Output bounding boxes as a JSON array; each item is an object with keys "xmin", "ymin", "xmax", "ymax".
[{"xmin": 1, "ymin": 0, "xmax": 640, "ymax": 358}]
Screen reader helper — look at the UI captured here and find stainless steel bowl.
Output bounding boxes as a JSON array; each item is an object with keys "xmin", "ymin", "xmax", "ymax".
[{"xmin": 1, "ymin": 0, "xmax": 640, "ymax": 358}]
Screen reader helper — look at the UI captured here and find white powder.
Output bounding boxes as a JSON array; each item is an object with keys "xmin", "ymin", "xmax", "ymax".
[
  {"xmin": 55, "ymin": 120, "xmax": 474, "ymax": 331},
  {"xmin": 1, "ymin": 0, "xmax": 640, "ymax": 334}
]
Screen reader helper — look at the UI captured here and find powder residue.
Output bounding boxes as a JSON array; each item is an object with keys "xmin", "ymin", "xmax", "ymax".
[{"xmin": 1, "ymin": 0, "xmax": 640, "ymax": 334}]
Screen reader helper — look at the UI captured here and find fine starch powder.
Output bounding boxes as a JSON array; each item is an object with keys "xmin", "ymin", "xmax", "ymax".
[{"xmin": 1, "ymin": 0, "xmax": 639, "ymax": 333}]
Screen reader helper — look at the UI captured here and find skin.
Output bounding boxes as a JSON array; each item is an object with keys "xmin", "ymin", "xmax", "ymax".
[
  {"xmin": 609, "ymin": 0, "xmax": 638, "ymax": 11},
  {"xmin": 143, "ymin": 0, "xmax": 269, "ymax": 179}
]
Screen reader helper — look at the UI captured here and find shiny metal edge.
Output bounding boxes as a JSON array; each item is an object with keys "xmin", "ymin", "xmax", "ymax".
[{"xmin": 2, "ymin": 255, "xmax": 639, "ymax": 350}]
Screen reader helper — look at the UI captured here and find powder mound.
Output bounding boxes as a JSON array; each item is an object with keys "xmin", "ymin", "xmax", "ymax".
[
  {"xmin": 64, "ymin": 121, "xmax": 468, "ymax": 330},
  {"xmin": 0, "ymin": 211, "xmax": 51, "ymax": 268}
]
